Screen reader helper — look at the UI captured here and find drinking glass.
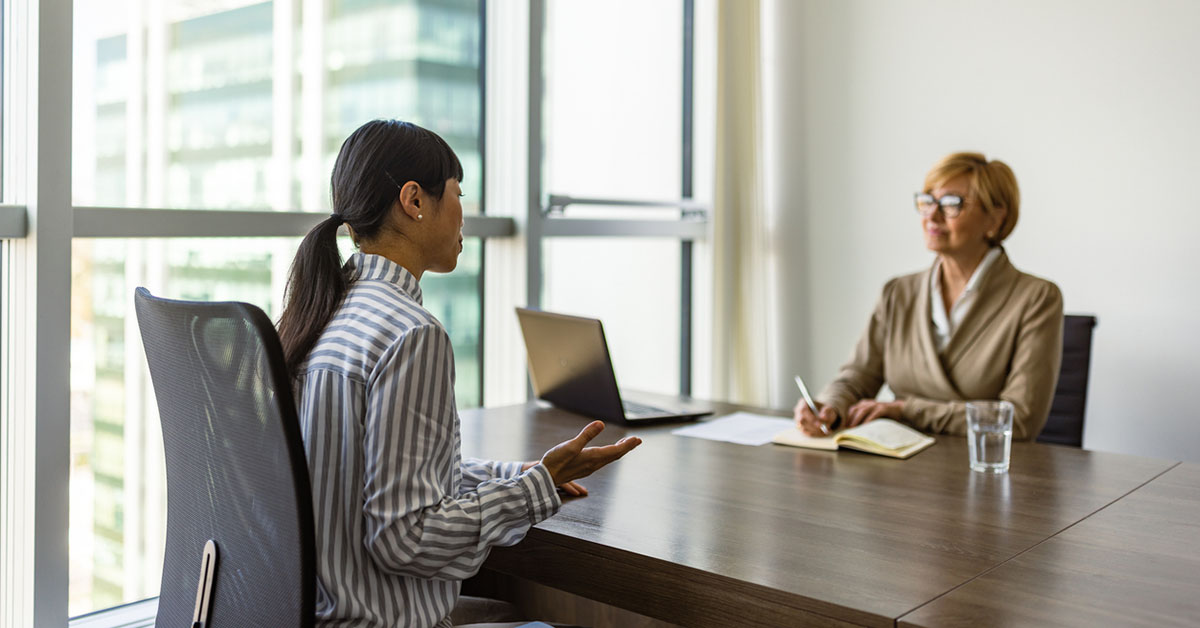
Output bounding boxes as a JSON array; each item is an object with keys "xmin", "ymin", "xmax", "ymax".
[{"xmin": 966, "ymin": 401, "xmax": 1014, "ymax": 473}]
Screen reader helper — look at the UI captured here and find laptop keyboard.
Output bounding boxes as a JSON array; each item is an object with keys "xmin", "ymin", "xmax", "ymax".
[{"xmin": 622, "ymin": 399, "xmax": 668, "ymax": 417}]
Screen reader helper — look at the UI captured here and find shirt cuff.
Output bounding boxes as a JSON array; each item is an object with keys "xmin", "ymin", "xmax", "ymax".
[
  {"xmin": 517, "ymin": 463, "xmax": 561, "ymax": 525},
  {"xmin": 496, "ymin": 460, "xmax": 524, "ymax": 480},
  {"xmin": 900, "ymin": 397, "xmax": 925, "ymax": 420}
]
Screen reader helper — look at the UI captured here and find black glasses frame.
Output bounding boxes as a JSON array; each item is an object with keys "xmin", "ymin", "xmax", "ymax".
[{"xmin": 914, "ymin": 192, "xmax": 966, "ymax": 219}]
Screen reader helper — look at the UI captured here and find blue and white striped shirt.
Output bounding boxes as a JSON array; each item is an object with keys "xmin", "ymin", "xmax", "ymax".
[{"xmin": 294, "ymin": 253, "xmax": 561, "ymax": 628}]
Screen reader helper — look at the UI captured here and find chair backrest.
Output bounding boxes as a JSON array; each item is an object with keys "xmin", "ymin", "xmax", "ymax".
[
  {"xmin": 134, "ymin": 287, "xmax": 314, "ymax": 627},
  {"xmin": 1038, "ymin": 314, "xmax": 1097, "ymax": 448}
]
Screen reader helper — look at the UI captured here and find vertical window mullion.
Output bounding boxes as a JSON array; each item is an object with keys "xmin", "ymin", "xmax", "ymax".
[
  {"xmin": 476, "ymin": 0, "xmax": 489, "ymax": 404},
  {"xmin": 680, "ymin": 0, "xmax": 695, "ymax": 397},
  {"xmin": 525, "ymin": 0, "xmax": 545, "ymax": 313},
  {"xmin": 6, "ymin": 0, "xmax": 77, "ymax": 625}
]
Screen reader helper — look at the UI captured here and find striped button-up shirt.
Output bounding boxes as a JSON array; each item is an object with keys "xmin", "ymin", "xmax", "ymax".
[{"xmin": 294, "ymin": 253, "xmax": 561, "ymax": 628}]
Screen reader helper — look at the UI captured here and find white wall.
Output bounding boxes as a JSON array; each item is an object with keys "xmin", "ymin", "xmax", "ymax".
[{"xmin": 765, "ymin": 0, "xmax": 1200, "ymax": 462}]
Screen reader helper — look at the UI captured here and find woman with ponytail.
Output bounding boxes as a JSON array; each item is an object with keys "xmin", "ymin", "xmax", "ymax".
[{"xmin": 278, "ymin": 120, "xmax": 641, "ymax": 628}]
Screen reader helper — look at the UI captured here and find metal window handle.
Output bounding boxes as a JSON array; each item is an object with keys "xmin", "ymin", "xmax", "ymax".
[{"xmin": 192, "ymin": 539, "xmax": 218, "ymax": 628}]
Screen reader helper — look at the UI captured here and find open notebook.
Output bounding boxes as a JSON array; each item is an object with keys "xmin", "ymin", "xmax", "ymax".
[{"xmin": 771, "ymin": 418, "xmax": 935, "ymax": 459}]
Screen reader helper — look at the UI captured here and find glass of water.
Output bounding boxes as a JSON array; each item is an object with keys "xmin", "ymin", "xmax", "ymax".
[{"xmin": 966, "ymin": 401, "xmax": 1014, "ymax": 473}]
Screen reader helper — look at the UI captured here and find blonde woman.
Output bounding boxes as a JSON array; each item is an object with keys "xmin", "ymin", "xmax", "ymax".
[{"xmin": 795, "ymin": 152, "xmax": 1063, "ymax": 440}]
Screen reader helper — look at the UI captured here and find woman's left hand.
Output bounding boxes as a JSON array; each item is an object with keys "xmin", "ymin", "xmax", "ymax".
[
  {"xmin": 521, "ymin": 461, "xmax": 589, "ymax": 497},
  {"xmin": 845, "ymin": 399, "xmax": 905, "ymax": 428}
]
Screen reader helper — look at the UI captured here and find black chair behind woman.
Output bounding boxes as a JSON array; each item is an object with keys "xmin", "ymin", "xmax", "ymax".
[
  {"xmin": 1038, "ymin": 314, "xmax": 1098, "ymax": 448},
  {"xmin": 134, "ymin": 287, "xmax": 315, "ymax": 627}
]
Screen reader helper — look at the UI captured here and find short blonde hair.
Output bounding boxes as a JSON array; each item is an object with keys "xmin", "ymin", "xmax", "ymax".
[{"xmin": 923, "ymin": 152, "xmax": 1019, "ymax": 245}]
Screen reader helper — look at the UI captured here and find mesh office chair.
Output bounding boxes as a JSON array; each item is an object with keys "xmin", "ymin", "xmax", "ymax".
[
  {"xmin": 1038, "ymin": 314, "xmax": 1098, "ymax": 448},
  {"xmin": 134, "ymin": 288, "xmax": 315, "ymax": 627}
]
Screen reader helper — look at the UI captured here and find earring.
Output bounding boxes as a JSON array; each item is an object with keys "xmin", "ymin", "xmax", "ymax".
[{"xmin": 417, "ymin": 214, "xmax": 423, "ymax": 220}]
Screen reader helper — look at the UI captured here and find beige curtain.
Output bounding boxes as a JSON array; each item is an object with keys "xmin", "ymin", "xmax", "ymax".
[{"xmin": 711, "ymin": 0, "xmax": 770, "ymax": 406}]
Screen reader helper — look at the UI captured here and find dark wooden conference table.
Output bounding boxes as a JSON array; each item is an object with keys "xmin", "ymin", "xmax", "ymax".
[{"xmin": 460, "ymin": 396, "xmax": 1197, "ymax": 627}]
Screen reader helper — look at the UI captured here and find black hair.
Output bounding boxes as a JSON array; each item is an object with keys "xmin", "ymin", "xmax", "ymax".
[{"xmin": 277, "ymin": 119, "xmax": 463, "ymax": 376}]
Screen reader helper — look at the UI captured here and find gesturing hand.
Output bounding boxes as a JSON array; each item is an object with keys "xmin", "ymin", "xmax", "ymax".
[{"xmin": 539, "ymin": 421, "xmax": 641, "ymax": 489}]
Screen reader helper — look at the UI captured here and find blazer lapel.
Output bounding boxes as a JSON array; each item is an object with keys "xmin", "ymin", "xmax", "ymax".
[
  {"xmin": 943, "ymin": 250, "xmax": 1020, "ymax": 370},
  {"xmin": 914, "ymin": 262, "xmax": 965, "ymax": 399}
]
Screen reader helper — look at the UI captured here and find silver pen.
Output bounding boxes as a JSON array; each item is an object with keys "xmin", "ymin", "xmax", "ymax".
[{"xmin": 794, "ymin": 375, "xmax": 831, "ymax": 435}]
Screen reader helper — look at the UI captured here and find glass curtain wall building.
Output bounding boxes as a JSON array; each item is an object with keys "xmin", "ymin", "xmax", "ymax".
[{"xmin": 68, "ymin": 0, "xmax": 482, "ymax": 614}]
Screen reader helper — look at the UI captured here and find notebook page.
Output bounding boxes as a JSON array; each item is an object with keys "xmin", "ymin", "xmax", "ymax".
[{"xmin": 841, "ymin": 419, "xmax": 925, "ymax": 450}]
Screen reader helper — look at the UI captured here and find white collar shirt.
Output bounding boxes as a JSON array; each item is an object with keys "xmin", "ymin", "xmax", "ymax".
[{"xmin": 930, "ymin": 247, "xmax": 1002, "ymax": 354}]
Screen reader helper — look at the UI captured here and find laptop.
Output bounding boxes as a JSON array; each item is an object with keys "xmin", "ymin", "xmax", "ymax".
[{"xmin": 515, "ymin": 308, "xmax": 712, "ymax": 424}]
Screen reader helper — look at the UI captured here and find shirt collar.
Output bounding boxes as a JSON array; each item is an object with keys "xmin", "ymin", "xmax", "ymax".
[
  {"xmin": 346, "ymin": 252, "xmax": 423, "ymax": 304},
  {"xmin": 931, "ymin": 246, "xmax": 1003, "ymax": 297},
  {"xmin": 963, "ymin": 246, "xmax": 1002, "ymax": 295}
]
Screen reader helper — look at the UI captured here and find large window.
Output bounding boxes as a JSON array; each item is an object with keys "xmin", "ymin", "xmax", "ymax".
[
  {"xmin": 2, "ymin": 0, "xmax": 712, "ymax": 624},
  {"xmin": 68, "ymin": 0, "xmax": 484, "ymax": 615},
  {"xmin": 533, "ymin": 0, "xmax": 709, "ymax": 398}
]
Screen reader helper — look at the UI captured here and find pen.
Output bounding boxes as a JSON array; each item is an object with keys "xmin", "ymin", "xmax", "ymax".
[{"xmin": 794, "ymin": 375, "xmax": 831, "ymax": 435}]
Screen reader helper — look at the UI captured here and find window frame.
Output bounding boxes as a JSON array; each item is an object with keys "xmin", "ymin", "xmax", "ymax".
[
  {"xmin": 2, "ymin": 0, "xmax": 74, "ymax": 624},
  {"xmin": 0, "ymin": 204, "xmax": 24, "ymax": 237}
]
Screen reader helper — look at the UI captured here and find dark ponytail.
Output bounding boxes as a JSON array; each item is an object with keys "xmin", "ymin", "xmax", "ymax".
[{"xmin": 277, "ymin": 119, "xmax": 463, "ymax": 376}]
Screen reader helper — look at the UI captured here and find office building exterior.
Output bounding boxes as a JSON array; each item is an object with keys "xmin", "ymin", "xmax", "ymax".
[{"xmin": 70, "ymin": 0, "xmax": 482, "ymax": 613}]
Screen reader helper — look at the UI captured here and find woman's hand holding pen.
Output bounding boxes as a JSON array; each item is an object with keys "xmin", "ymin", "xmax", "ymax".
[{"xmin": 794, "ymin": 400, "xmax": 839, "ymax": 437}]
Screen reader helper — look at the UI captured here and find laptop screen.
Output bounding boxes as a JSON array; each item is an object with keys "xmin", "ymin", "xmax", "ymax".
[{"xmin": 515, "ymin": 308, "xmax": 626, "ymax": 422}]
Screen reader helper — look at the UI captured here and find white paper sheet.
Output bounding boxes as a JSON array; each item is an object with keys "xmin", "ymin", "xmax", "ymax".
[{"xmin": 671, "ymin": 412, "xmax": 794, "ymax": 446}]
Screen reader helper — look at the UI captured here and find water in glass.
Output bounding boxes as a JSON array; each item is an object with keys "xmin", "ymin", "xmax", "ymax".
[
  {"xmin": 966, "ymin": 400, "xmax": 1014, "ymax": 473},
  {"xmin": 968, "ymin": 422, "xmax": 1012, "ymax": 473}
]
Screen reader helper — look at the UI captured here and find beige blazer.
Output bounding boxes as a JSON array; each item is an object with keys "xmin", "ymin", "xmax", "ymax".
[{"xmin": 817, "ymin": 251, "xmax": 1063, "ymax": 440}]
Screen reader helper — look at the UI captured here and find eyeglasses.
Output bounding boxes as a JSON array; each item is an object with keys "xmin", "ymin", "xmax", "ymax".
[{"xmin": 914, "ymin": 192, "xmax": 966, "ymax": 219}]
